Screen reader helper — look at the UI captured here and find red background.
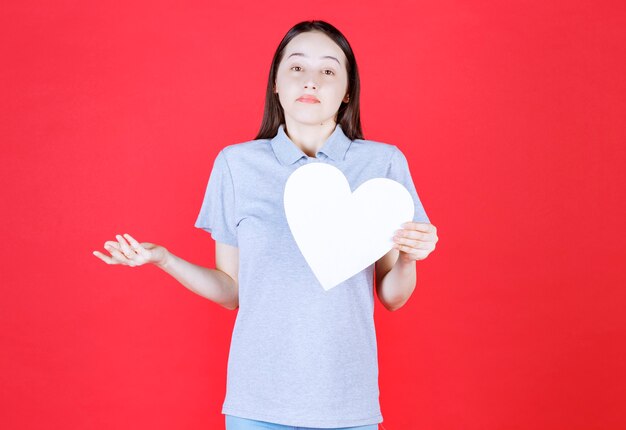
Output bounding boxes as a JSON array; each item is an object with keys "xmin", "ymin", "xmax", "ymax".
[{"xmin": 1, "ymin": 1, "xmax": 625, "ymax": 429}]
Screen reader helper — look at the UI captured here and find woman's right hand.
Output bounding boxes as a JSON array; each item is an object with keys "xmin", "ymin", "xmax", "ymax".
[{"xmin": 93, "ymin": 233, "xmax": 168, "ymax": 267}]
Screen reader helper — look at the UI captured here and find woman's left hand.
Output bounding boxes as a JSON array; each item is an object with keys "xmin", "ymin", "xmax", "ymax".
[{"xmin": 392, "ymin": 222, "xmax": 438, "ymax": 263}]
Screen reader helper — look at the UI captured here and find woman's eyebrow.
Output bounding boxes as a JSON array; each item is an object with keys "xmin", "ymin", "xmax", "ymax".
[{"xmin": 286, "ymin": 52, "xmax": 341, "ymax": 65}]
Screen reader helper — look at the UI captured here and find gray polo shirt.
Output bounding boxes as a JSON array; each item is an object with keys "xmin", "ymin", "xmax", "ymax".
[{"xmin": 195, "ymin": 123, "xmax": 429, "ymax": 428}]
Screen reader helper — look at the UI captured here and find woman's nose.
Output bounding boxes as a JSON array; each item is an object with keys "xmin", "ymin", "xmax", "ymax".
[{"xmin": 303, "ymin": 73, "xmax": 318, "ymax": 90}]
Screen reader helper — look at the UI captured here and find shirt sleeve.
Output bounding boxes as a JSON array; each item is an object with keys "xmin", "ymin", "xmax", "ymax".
[
  {"xmin": 387, "ymin": 146, "xmax": 430, "ymax": 224},
  {"xmin": 194, "ymin": 149, "xmax": 238, "ymax": 247}
]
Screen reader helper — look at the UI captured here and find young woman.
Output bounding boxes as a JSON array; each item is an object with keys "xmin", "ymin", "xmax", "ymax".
[{"xmin": 93, "ymin": 20, "xmax": 438, "ymax": 430}]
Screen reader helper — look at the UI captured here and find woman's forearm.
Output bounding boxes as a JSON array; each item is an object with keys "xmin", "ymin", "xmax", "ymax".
[
  {"xmin": 154, "ymin": 249, "xmax": 238, "ymax": 310},
  {"xmin": 378, "ymin": 259, "xmax": 416, "ymax": 311}
]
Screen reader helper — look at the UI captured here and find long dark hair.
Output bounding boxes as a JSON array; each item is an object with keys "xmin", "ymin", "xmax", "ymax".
[{"xmin": 255, "ymin": 20, "xmax": 363, "ymax": 141}]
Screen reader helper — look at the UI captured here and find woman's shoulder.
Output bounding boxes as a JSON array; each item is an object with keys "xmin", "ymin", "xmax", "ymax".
[
  {"xmin": 219, "ymin": 137, "xmax": 273, "ymax": 158},
  {"xmin": 351, "ymin": 136, "xmax": 401, "ymax": 159}
]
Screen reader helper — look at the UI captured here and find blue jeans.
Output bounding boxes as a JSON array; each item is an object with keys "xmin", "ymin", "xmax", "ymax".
[{"xmin": 225, "ymin": 414, "xmax": 379, "ymax": 430}]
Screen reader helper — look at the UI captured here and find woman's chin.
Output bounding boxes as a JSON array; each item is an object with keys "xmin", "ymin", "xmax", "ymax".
[{"xmin": 286, "ymin": 114, "xmax": 335, "ymax": 127}]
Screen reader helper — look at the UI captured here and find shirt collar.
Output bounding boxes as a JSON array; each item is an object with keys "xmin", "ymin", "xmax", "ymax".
[{"xmin": 270, "ymin": 123, "xmax": 352, "ymax": 165}]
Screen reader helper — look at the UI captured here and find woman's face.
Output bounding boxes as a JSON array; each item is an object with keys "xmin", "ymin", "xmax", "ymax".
[{"xmin": 274, "ymin": 31, "xmax": 349, "ymax": 127}]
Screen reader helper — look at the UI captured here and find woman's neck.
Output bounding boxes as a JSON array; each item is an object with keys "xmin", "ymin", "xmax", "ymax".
[{"xmin": 283, "ymin": 119, "xmax": 337, "ymax": 158}]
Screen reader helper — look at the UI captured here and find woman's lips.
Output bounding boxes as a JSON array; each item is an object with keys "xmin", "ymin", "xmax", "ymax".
[{"xmin": 297, "ymin": 96, "xmax": 320, "ymax": 103}]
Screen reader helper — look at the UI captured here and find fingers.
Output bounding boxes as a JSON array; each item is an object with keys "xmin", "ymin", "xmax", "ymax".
[
  {"xmin": 93, "ymin": 235, "xmax": 139, "ymax": 266},
  {"xmin": 394, "ymin": 229, "xmax": 428, "ymax": 242},
  {"xmin": 393, "ymin": 235, "xmax": 430, "ymax": 250},
  {"xmin": 394, "ymin": 242, "xmax": 430, "ymax": 260},
  {"xmin": 401, "ymin": 222, "xmax": 433, "ymax": 233},
  {"xmin": 92, "ymin": 250, "xmax": 115, "ymax": 264},
  {"xmin": 122, "ymin": 233, "xmax": 151, "ymax": 260},
  {"xmin": 107, "ymin": 241, "xmax": 133, "ymax": 264},
  {"xmin": 115, "ymin": 234, "xmax": 136, "ymax": 259}
]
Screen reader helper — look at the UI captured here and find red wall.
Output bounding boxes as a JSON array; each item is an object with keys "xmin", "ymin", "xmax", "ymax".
[{"xmin": 1, "ymin": 1, "xmax": 624, "ymax": 429}]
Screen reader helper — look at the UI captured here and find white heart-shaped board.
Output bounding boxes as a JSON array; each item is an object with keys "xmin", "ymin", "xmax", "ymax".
[{"xmin": 284, "ymin": 163, "xmax": 414, "ymax": 291}]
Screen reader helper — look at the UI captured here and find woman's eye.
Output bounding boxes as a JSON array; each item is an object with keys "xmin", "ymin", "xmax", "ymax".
[{"xmin": 290, "ymin": 66, "xmax": 334, "ymax": 75}]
